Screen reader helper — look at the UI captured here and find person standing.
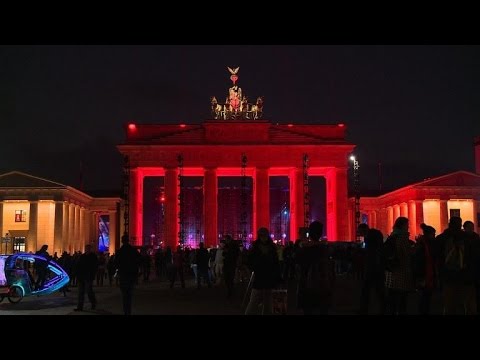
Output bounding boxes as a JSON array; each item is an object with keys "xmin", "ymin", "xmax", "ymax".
[
  {"xmin": 74, "ymin": 244, "xmax": 98, "ymax": 311},
  {"xmin": 196, "ymin": 242, "xmax": 211, "ymax": 288},
  {"xmin": 358, "ymin": 223, "xmax": 385, "ymax": 314},
  {"xmin": 384, "ymin": 217, "xmax": 415, "ymax": 315},
  {"xmin": 414, "ymin": 224, "xmax": 437, "ymax": 315},
  {"xmin": 223, "ymin": 235, "xmax": 240, "ymax": 299},
  {"xmin": 34, "ymin": 244, "xmax": 51, "ymax": 290},
  {"xmin": 436, "ymin": 217, "xmax": 476, "ymax": 314},
  {"xmin": 115, "ymin": 235, "xmax": 141, "ymax": 315},
  {"xmin": 245, "ymin": 227, "xmax": 280, "ymax": 315},
  {"xmin": 296, "ymin": 221, "xmax": 335, "ymax": 315},
  {"xmin": 463, "ymin": 221, "xmax": 480, "ymax": 313}
]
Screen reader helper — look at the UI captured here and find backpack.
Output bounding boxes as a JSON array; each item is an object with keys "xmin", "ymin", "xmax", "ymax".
[{"xmin": 444, "ymin": 237, "xmax": 465, "ymax": 272}]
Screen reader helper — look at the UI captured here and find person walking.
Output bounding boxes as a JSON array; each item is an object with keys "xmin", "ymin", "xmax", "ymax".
[
  {"xmin": 74, "ymin": 244, "xmax": 98, "ymax": 311},
  {"xmin": 114, "ymin": 235, "xmax": 141, "ymax": 315}
]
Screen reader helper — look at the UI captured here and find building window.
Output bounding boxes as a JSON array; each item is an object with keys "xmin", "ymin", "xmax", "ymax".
[
  {"xmin": 13, "ymin": 237, "xmax": 25, "ymax": 253},
  {"xmin": 15, "ymin": 210, "xmax": 27, "ymax": 222},
  {"xmin": 450, "ymin": 209, "xmax": 460, "ymax": 218}
]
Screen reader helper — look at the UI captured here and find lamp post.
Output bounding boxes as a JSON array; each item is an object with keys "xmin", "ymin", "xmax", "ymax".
[{"xmin": 350, "ymin": 155, "xmax": 360, "ymax": 241}]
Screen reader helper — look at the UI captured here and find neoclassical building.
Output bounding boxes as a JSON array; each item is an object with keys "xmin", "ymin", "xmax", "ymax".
[
  {"xmin": 0, "ymin": 171, "xmax": 122, "ymax": 255},
  {"xmin": 349, "ymin": 170, "xmax": 480, "ymax": 239}
]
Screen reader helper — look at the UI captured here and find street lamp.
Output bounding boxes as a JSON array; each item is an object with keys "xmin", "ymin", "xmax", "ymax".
[{"xmin": 350, "ymin": 155, "xmax": 360, "ymax": 241}]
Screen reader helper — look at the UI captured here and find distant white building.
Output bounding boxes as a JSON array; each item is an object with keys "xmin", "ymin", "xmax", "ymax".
[{"xmin": 0, "ymin": 171, "xmax": 122, "ymax": 255}]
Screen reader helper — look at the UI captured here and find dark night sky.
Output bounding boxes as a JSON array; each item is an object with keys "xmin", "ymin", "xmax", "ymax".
[{"xmin": 1, "ymin": 45, "xmax": 479, "ymax": 194}]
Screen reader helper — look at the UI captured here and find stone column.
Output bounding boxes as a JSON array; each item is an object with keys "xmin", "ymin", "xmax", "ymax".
[
  {"xmin": 393, "ymin": 204, "xmax": 400, "ymax": 222},
  {"xmin": 129, "ymin": 168, "xmax": 144, "ymax": 246},
  {"xmin": 387, "ymin": 206, "xmax": 394, "ymax": 235},
  {"xmin": 254, "ymin": 168, "xmax": 270, "ymax": 232},
  {"xmin": 440, "ymin": 200, "xmax": 449, "ymax": 233},
  {"xmin": 326, "ymin": 167, "xmax": 349, "ymax": 241},
  {"xmin": 108, "ymin": 210, "xmax": 117, "ymax": 254},
  {"xmin": 164, "ymin": 168, "xmax": 179, "ymax": 249},
  {"xmin": 27, "ymin": 201, "xmax": 38, "ymax": 253},
  {"xmin": 68, "ymin": 203, "xmax": 75, "ymax": 253},
  {"xmin": 335, "ymin": 168, "xmax": 349, "ymax": 241},
  {"xmin": 75, "ymin": 205, "xmax": 80, "ymax": 251},
  {"xmin": 415, "ymin": 200, "xmax": 424, "ymax": 238},
  {"xmin": 408, "ymin": 200, "xmax": 417, "ymax": 238},
  {"xmin": 474, "ymin": 200, "xmax": 479, "ymax": 233},
  {"xmin": 203, "ymin": 168, "xmax": 218, "ymax": 248},
  {"xmin": 62, "ymin": 203, "xmax": 69, "ymax": 253},
  {"xmin": 400, "ymin": 203, "xmax": 408, "ymax": 218},
  {"xmin": 80, "ymin": 208, "xmax": 86, "ymax": 250},
  {"xmin": 54, "ymin": 201, "xmax": 64, "ymax": 255}
]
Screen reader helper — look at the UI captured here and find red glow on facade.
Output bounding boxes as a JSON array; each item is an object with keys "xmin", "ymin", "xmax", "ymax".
[
  {"xmin": 119, "ymin": 121, "xmax": 354, "ymax": 246},
  {"xmin": 338, "ymin": 123, "xmax": 345, "ymax": 127},
  {"xmin": 128, "ymin": 123, "xmax": 137, "ymax": 131}
]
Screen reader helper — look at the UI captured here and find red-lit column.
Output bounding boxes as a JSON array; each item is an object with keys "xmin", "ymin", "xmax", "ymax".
[
  {"xmin": 129, "ymin": 168, "xmax": 144, "ymax": 246},
  {"xmin": 203, "ymin": 168, "xmax": 218, "ymax": 248},
  {"xmin": 164, "ymin": 168, "xmax": 179, "ymax": 249},
  {"xmin": 335, "ymin": 167, "xmax": 349, "ymax": 241},
  {"xmin": 400, "ymin": 203, "xmax": 408, "ymax": 218},
  {"xmin": 382, "ymin": 208, "xmax": 389, "ymax": 237},
  {"xmin": 387, "ymin": 206, "xmax": 394, "ymax": 235},
  {"xmin": 254, "ymin": 168, "xmax": 270, "ymax": 234},
  {"xmin": 415, "ymin": 200, "xmax": 424, "ymax": 237},
  {"xmin": 474, "ymin": 200, "xmax": 479, "ymax": 233},
  {"xmin": 326, "ymin": 167, "xmax": 348, "ymax": 241},
  {"xmin": 440, "ymin": 199, "xmax": 449, "ymax": 233},
  {"xmin": 289, "ymin": 168, "xmax": 305, "ymax": 242},
  {"xmin": 408, "ymin": 200, "xmax": 417, "ymax": 238},
  {"xmin": 393, "ymin": 204, "xmax": 400, "ymax": 222},
  {"xmin": 326, "ymin": 168, "xmax": 337, "ymax": 240}
]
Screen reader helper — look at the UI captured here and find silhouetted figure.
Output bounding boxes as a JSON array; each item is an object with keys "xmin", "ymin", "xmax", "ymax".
[
  {"xmin": 115, "ymin": 235, "xmax": 141, "ymax": 315},
  {"xmin": 223, "ymin": 235, "xmax": 240, "ymax": 298},
  {"xmin": 96, "ymin": 252, "xmax": 106, "ymax": 286},
  {"xmin": 436, "ymin": 216, "xmax": 476, "ymax": 314},
  {"xmin": 464, "ymin": 220, "xmax": 480, "ymax": 313},
  {"xmin": 245, "ymin": 228, "xmax": 280, "ymax": 315},
  {"xmin": 57, "ymin": 251, "xmax": 72, "ymax": 295},
  {"xmin": 358, "ymin": 223, "xmax": 385, "ymax": 314},
  {"xmin": 414, "ymin": 224, "xmax": 437, "ymax": 315},
  {"xmin": 170, "ymin": 246, "xmax": 185, "ymax": 289},
  {"xmin": 34, "ymin": 245, "xmax": 51, "ymax": 290},
  {"xmin": 196, "ymin": 242, "xmax": 211, "ymax": 288},
  {"xmin": 139, "ymin": 247, "xmax": 151, "ymax": 282},
  {"xmin": 384, "ymin": 217, "xmax": 415, "ymax": 315},
  {"xmin": 74, "ymin": 244, "xmax": 98, "ymax": 311},
  {"xmin": 297, "ymin": 221, "xmax": 335, "ymax": 315}
]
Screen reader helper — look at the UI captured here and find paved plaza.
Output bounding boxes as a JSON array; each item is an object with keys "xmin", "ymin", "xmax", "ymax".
[{"xmin": 0, "ymin": 274, "xmax": 448, "ymax": 315}]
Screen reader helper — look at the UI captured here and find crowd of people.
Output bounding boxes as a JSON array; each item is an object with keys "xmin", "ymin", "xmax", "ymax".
[
  {"xmin": 358, "ymin": 216, "xmax": 480, "ymax": 315},
  {"xmin": 23, "ymin": 215, "xmax": 480, "ymax": 315}
]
